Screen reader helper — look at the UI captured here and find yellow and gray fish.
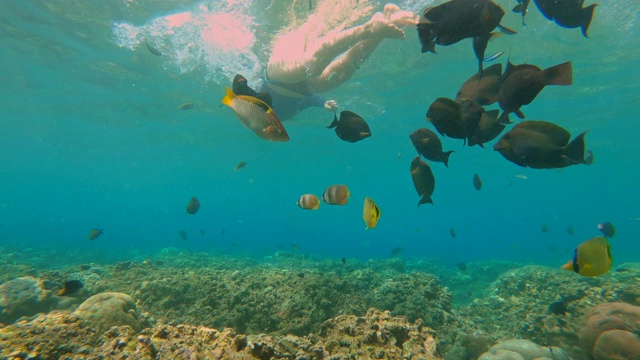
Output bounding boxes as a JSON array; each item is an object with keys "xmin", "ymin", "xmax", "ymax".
[
  {"xmin": 234, "ymin": 161, "xmax": 247, "ymax": 171},
  {"xmin": 221, "ymin": 87, "xmax": 289, "ymax": 142},
  {"xmin": 88, "ymin": 228, "xmax": 103, "ymax": 240},
  {"xmin": 177, "ymin": 103, "xmax": 194, "ymax": 110},
  {"xmin": 410, "ymin": 156, "xmax": 435, "ymax": 206},
  {"xmin": 322, "ymin": 185, "xmax": 350, "ymax": 205},
  {"xmin": 362, "ymin": 196, "xmax": 381, "ymax": 229},
  {"xmin": 297, "ymin": 194, "xmax": 321, "ymax": 210},
  {"xmin": 186, "ymin": 196, "xmax": 200, "ymax": 214},
  {"xmin": 562, "ymin": 236, "xmax": 612, "ymax": 277}
]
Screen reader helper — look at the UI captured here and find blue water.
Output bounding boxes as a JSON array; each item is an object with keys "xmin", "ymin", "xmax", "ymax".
[{"xmin": 1, "ymin": 0, "xmax": 639, "ymax": 270}]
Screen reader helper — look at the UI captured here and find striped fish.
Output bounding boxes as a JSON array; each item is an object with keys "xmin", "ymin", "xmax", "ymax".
[{"xmin": 221, "ymin": 87, "xmax": 289, "ymax": 142}]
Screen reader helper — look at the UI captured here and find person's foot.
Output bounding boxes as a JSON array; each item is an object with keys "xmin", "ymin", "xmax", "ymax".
[
  {"xmin": 366, "ymin": 12, "xmax": 405, "ymax": 40},
  {"xmin": 383, "ymin": 4, "xmax": 419, "ymax": 27}
]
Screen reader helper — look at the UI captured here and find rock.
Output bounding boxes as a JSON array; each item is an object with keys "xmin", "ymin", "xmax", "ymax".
[
  {"xmin": 579, "ymin": 302, "xmax": 640, "ymax": 359},
  {"xmin": 0, "ymin": 276, "xmax": 57, "ymax": 324},
  {"xmin": 73, "ymin": 292, "xmax": 146, "ymax": 333},
  {"xmin": 478, "ymin": 339, "xmax": 570, "ymax": 360},
  {"xmin": 592, "ymin": 329, "xmax": 640, "ymax": 360}
]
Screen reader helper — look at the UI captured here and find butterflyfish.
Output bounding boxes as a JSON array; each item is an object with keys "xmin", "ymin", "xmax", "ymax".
[
  {"xmin": 362, "ymin": 196, "xmax": 381, "ymax": 229},
  {"xmin": 562, "ymin": 236, "xmax": 612, "ymax": 277},
  {"xmin": 322, "ymin": 185, "xmax": 350, "ymax": 205},
  {"xmin": 297, "ymin": 194, "xmax": 321, "ymax": 210}
]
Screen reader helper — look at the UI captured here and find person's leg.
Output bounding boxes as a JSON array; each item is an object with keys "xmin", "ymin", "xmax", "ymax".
[
  {"xmin": 267, "ymin": 5, "xmax": 416, "ymax": 84},
  {"xmin": 308, "ymin": 4, "xmax": 418, "ymax": 93}
]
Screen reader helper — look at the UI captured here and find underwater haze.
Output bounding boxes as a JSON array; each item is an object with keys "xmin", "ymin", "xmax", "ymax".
[{"xmin": 1, "ymin": 0, "xmax": 640, "ymax": 271}]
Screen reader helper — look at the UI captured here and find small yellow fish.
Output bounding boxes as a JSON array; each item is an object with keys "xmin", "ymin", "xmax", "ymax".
[
  {"xmin": 362, "ymin": 196, "xmax": 381, "ymax": 229},
  {"xmin": 221, "ymin": 88, "xmax": 289, "ymax": 142},
  {"xmin": 562, "ymin": 236, "xmax": 612, "ymax": 277},
  {"xmin": 88, "ymin": 228, "xmax": 103, "ymax": 240},
  {"xmin": 297, "ymin": 194, "xmax": 321, "ymax": 210},
  {"xmin": 322, "ymin": 185, "xmax": 350, "ymax": 205}
]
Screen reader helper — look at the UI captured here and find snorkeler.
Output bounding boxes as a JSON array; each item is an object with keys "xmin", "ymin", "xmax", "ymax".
[{"xmin": 236, "ymin": 4, "xmax": 418, "ymax": 120}]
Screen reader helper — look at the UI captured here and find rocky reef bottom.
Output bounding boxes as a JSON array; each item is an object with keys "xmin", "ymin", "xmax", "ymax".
[{"xmin": 1, "ymin": 251, "xmax": 639, "ymax": 359}]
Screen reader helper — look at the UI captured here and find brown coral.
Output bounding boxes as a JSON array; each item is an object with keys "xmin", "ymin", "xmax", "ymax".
[{"xmin": 579, "ymin": 302, "xmax": 640, "ymax": 359}]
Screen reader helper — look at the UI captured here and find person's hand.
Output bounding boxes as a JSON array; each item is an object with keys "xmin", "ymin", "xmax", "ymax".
[{"xmin": 324, "ymin": 100, "xmax": 338, "ymax": 111}]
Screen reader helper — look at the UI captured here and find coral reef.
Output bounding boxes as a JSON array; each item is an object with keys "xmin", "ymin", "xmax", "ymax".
[
  {"xmin": 0, "ymin": 307, "xmax": 440, "ymax": 359},
  {"xmin": 578, "ymin": 302, "xmax": 640, "ymax": 360},
  {"xmin": 0, "ymin": 277, "xmax": 57, "ymax": 325},
  {"xmin": 74, "ymin": 292, "xmax": 149, "ymax": 333},
  {"xmin": 478, "ymin": 339, "xmax": 570, "ymax": 360}
]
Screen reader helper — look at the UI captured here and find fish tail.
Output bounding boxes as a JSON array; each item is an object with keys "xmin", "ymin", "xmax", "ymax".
[
  {"xmin": 498, "ymin": 112, "xmax": 512, "ymax": 124},
  {"xmin": 221, "ymin": 87, "xmax": 235, "ymax": 107},
  {"xmin": 564, "ymin": 131, "xmax": 588, "ymax": 164},
  {"xmin": 327, "ymin": 114, "xmax": 339, "ymax": 129},
  {"xmin": 417, "ymin": 23, "xmax": 437, "ymax": 53},
  {"xmin": 581, "ymin": 4, "xmax": 597, "ymax": 38},
  {"xmin": 418, "ymin": 195, "xmax": 433, "ymax": 206},
  {"xmin": 543, "ymin": 62, "xmax": 573, "ymax": 86},
  {"xmin": 443, "ymin": 151, "xmax": 454, "ymax": 168}
]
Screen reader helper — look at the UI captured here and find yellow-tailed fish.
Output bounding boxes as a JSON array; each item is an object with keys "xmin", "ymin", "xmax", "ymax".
[
  {"xmin": 362, "ymin": 196, "xmax": 381, "ymax": 229},
  {"xmin": 221, "ymin": 87, "xmax": 289, "ymax": 142},
  {"xmin": 297, "ymin": 194, "xmax": 321, "ymax": 210},
  {"xmin": 322, "ymin": 185, "xmax": 350, "ymax": 205},
  {"xmin": 562, "ymin": 236, "xmax": 612, "ymax": 277}
]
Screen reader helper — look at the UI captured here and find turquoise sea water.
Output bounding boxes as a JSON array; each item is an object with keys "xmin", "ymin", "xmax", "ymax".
[{"xmin": 1, "ymin": 0, "xmax": 639, "ymax": 270}]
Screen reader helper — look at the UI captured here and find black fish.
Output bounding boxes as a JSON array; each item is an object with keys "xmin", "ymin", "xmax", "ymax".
[
  {"xmin": 597, "ymin": 222, "xmax": 615, "ymax": 238},
  {"xmin": 58, "ymin": 280, "xmax": 84, "ymax": 296},
  {"xmin": 186, "ymin": 196, "xmax": 200, "ymax": 214},
  {"xmin": 456, "ymin": 262, "xmax": 468, "ymax": 271},
  {"xmin": 327, "ymin": 111, "xmax": 371, "ymax": 143},
  {"xmin": 409, "ymin": 128, "xmax": 454, "ymax": 167},
  {"xmin": 456, "ymin": 63, "xmax": 503, "ymax": 106},
  {"xmin": 498, "ymin": 61, "xmax": 573, "ymax": 124},
  {"xmin": 466, "ymin": 110, "xmax": 504, "ymax": 147},
  {"xmin": 533, "ymin": 0, "xmax": 597, "ymax": 37},
  {"xmin": 232, "ymin": 74, "xmax": 273, "ymax": 107},
  {"xmin": 426, "ymin": 97, "xmax": 466, "ymax": 141},
  {"xmin": 341, "ymin": 258, "xmax": 347, "ymax": 265},
  {"xmin": 450, "ymin": 227, "xmax": 457, "ymax": 238},
  {"xmin": 567, "ymin": 225, "xmax": 575, "ymax": 235},
  {"xmin": 179, "ymin": 230, "xmax": 188, "ymax": 240},
  {"xmin": 390, "ymin": 247, "xmax": 404, "ymax": 256},
  {"xmin": 473, "ymin": 174, "xmax": 482, "ymax": 191},
  {"xmin": 548, "ymin": 300, "xmax": 567, "ymax": 315},
  {"xmin": 512, "ymin": 0, "xmax": 532, "ymax": 25},
  {"xmin": 410, "ymin": 156, "xmax": 436, "ymax": 206},
  {"xmin": 417, "ymin": 0, "xmax": 515, "ymax": 72},
  {"xmin": 493, "ymin": 120, "xmax": 588, "ymax": 169},
  {"xmin": 145, "ymin": 41, "xmax": 162, "ymax": 56}
]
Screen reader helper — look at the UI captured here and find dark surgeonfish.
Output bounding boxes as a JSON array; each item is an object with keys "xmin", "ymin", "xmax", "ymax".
[
  {"xmin": 327, "ymin": 111, "xmax": 371, "ymax": 143},
  {"xmin": 562, "ymin": 236, "xmax": 612, "ymax": 277},
  {"xmin": 456, "ymin": 64, "xmax": 503, "ymax": 106},
  {"xmin": 466, "ymin": 109, "xmax": 504, "ymax": 147},
  {"xmin": 426, "ymin": 97, "xmax": 466, "ymax": 141},
  {"xmin": 409, "ymin": 128, "xmax": 454, "ymax": 167},
  {"xmin": 186, "ymin": 196, "xmax": 200, "ymax": 214},
  {"xmin": 473, "ymin": 173, "xmax": 482, "ymax": 190},
  {"xmin": 417, "ymin": 0, "xmax": 515, "ymax": 72},
  {"xmin": 493, "ymin": 120, "xmax": 588, "ymax": 169},
  {"xmin": 88, "ymin": 228, "xmax": 103, "ymax": 240},
  {"xmin": 498, "ymin": 61, "xmax": 572, "ymax": 123},
  {"xmin": 410, "ymin": 156, "xmax": 436, "ymax": 206},
  {"xmin": 515, "ymin": 0, "xmax": 597, "ymax": 37}
]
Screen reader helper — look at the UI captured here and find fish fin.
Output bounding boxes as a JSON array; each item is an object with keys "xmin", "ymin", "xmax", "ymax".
[
  {"xmin": 359, "ymin": 132, "xmax": 371, "ymax": 138},
  {"xmin": 581, "ymin": 4, "xmax": 597, "ymax": 38},
  {"xmin": 221, "ymin": 87, "xmax": 235, "ymax": 106},
  {"xmin": 327, "ymin": 114, "xmax": 339, "ymax": 129},
  {"xmin": 418, "ymin": 194, "xmax": 433, "ymax": 206},
  {"xmin": 256, "ymin": 91, "xmax": 273, "ymax": 107},
  {"xmin": 497, "ymin": 24, "xmax": 517, "ymax": 35},
  {"xmin": 564, "ymin": 131, "xmax": 588, "ymax": 164},
  {"xmin": 512, "ymin": 4, "xmax": 523, "ymax": 13},
  {"xmin": 515, "ymin": 110, "xmax": 525, "ymax": 119},
  {"xmin": 443, "ymin": 150, "xmax": 453, "ymax": 168},
  {"xmin": 486, "ymin": 110, "xmax": 500, "ymax": 119},
  {"xmin": 543, "ymin": 62, "xmax": 573, "ymax": 85},
  {"xmin": 498, "ymin": 112, "xmax": 512, "ymax": 124},
  {"xmin": 417, "ymin": 23, "xmax": 437, "ymax": 53}
]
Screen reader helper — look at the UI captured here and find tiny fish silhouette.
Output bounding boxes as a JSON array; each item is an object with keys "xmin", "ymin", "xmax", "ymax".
[
  {"xmin": 186, "ymin": 196, "xmax": 200, "ymax": 214},
  {"xmin": 473, "ymin": 174, "xmax": 482, "ymax": 191}
]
